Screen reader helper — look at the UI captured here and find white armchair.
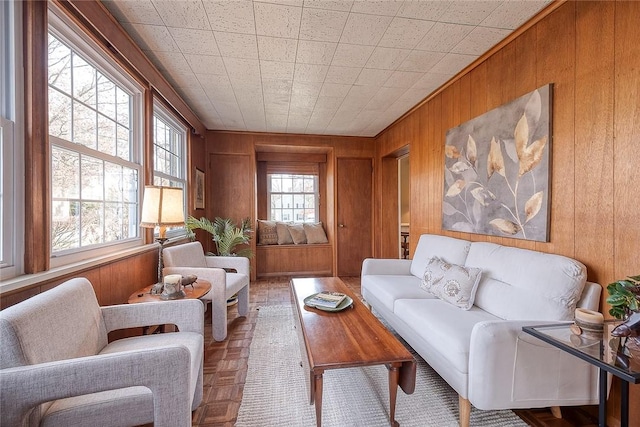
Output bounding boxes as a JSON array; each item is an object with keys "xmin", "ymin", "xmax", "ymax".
[
  {"xmin": 0, "ymin": 277, "xmax": 204, "ymax": 427},
  {"xmin": 163, "ymin": 241, "xmax": 250, "ymax": 341}
]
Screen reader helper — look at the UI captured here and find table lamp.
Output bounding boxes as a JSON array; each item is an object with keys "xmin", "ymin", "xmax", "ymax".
[{"xmin": 140, "ymin": 185, "xmax": 185, "ymax": 286}]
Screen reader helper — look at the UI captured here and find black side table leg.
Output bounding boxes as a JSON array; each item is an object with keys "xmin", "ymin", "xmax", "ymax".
[
  {"xmin": 620, "ymin": 379, "xmax": 629, "ymax": 427},
  {"xmin": 599, "ymin": 368, "xmax": 607, "ymax": 427}
]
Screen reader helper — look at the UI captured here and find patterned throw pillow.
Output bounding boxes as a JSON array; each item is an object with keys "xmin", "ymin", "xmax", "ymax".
[
  {"xmin": 276, "ymin": 222, "xmax": 293, "ymax": 245},
  {"xmin": 257, "ymin": 220, "xmax": 277, "ymax": 245},
  {"xmin": 420, "ymin": 257, "xmax": 482, "ymax": 310},
  {"xmin": 303, "ymin": 222, "xmax": 328, "ymax": 244},
  {"xmin": 288, "ymin": 223, "xmax": 307, "ymax": 244}
]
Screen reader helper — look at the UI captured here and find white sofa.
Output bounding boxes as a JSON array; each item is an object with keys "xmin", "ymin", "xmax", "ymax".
[
  {"xmin": 0, "ymin": 277, "xmax": 204, "ymax": 427},
  {"xmin": 361, "ymin": 234, "xmax": 601, "ymax": 427}
]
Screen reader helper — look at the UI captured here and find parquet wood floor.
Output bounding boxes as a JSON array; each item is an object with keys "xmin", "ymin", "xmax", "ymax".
[{"xmin": 190, "ymin": 276, "xmax": 599, "ymax": 427}]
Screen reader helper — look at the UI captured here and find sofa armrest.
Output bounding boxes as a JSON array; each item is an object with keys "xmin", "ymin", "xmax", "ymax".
[
  {"xmin": 0, "ymin": 347, "xmax": 192, "ymax": 427},
  {"xmin": 204, "ymin": 255, "xmax": 250, "ymax": 276},
  {"xmin": 101, "ymin": 299, "xmax": 204, "ymax": 335},
  {"xmin": 468, "ymin": 320, "xmax": 599, "ymax": 410},
  {"xmin": 361, "ymin": 258, "xmax": 412, "ymax": 276}
]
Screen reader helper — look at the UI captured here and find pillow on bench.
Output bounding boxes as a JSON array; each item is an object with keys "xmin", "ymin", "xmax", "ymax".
[
  {"xmin": 304, "ymin": 222, "xmax": 329, "ymax": 244},
  {"xmin": 257, "ymin": 220, "xmax": 329, "ymax": 245},
  {"xmin": 257, "ymin": 220, "xmax": 278, "ymax": 245}
]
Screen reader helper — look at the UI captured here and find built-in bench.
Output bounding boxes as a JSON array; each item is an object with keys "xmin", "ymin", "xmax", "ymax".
[{"xmin": 256, "ymin": 243, "xmax": 332, "ymax": 277}]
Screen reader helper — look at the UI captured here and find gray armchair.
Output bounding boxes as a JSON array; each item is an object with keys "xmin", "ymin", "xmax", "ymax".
[
  {"xmin": 163, "ymin": 241, "xmax": 250, "ymax": 341},
  {"xmin": 0, "ymin": 277, "xmax": 204, "ymax": 427}
]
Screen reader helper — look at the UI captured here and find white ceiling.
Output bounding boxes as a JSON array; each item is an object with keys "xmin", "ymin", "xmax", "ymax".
[{"xmin": 102, "ymin": 0, "xmax": 552, "ymax": 137}]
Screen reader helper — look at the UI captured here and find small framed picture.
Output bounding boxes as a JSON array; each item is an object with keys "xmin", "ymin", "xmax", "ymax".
[{"xmin": 195, "ymin": 168, "xmax": 205, "ymax": 210}]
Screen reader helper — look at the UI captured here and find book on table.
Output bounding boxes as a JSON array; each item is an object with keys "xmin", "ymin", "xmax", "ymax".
[{"xmin": 307, "ymin": 291, "xmax": 347, "ymax": 309}]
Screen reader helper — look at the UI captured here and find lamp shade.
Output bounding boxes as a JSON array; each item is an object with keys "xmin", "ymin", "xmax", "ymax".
[{"xmin": 140, "ymin": 186, "xmax": 185, "ymax": 228}]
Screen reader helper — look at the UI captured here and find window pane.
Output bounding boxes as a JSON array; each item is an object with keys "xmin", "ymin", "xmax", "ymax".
[
  {"xmin": 116, "ymin": 87, "xmax": 130, "ymax": 126},
  {"xmin": 81, "ymin": 201, "xmax": 103, "ymax": 245},
  {"xmin": 48, "ymin": 88, "xmax": 72, "ymax": 140},
  {"xmin": 97, "ymin": 72, "xmax": 116, "ymax": 119},
  {"xmin": 48, "ymin": 34, "xmax": 71, "ymax": 94},
  {"xmin": 282, "ymin": 177, "xmax": 293, "ymax": 192},
  {"xmin": 52, "ymin": 200, "xmax": 80, "ymax": 251},
  {"xmin": 81, "ymin": 156, "xmax": 103, "ymax": 200},
  {"xmin": 97, "ymin": 114, "xmax": 116, "ymax": 156},
  {"xmin": 52, "ymin": 147, "xmax": 79, "ymax": 199},
  {"xmin": 73, "ymin": 101, "xmax": 96, "ymax": 149},
  {"xmin": 116, "ymin": 124, "xmax": 130, "ymax": 161},
  {"xmin": 72, "ymin": 54, "xmax": 95, "ymax": 107}
]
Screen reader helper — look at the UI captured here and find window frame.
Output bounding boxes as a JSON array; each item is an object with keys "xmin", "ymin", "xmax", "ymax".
[
  {"xmin": 1, "ymin": 0, "xmax": 24, "ymax": 280},
  {"xmin": 267, "ymin": 173, "xmax": 319, "ymax": 223},
  {"xmin": 152, "ymin": 99, "xmax": 188, "ymax": 239},
  {"xmin": 48, "ymin": 7, "xmax": 145, "ymax": 268}
]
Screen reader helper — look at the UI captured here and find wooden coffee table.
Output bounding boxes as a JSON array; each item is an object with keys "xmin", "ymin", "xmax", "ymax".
[{"xmin": 290, "ymin": 277, "xmax": 416, "ymax": 427}]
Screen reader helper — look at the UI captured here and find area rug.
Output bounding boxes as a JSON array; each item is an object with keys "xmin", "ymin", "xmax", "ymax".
[{"xmin": 236, "ymin": 305, "xmax": 528, "ymax": 427}]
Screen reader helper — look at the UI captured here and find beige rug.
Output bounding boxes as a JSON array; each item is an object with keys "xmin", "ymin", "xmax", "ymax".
[{"xmin": 236, "ymin": 305, "xmax": 529, "ymax": 427}]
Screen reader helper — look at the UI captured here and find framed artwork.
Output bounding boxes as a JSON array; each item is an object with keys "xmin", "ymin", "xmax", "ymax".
[
  {"xmin": 194, "ymin": 168, "xmax": 205, "ymax": 210},
  {"xmin": 442, "ymin": 84, "xmax": 552, "ymax": 242}
]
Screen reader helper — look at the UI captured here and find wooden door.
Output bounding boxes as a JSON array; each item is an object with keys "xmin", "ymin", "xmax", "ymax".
[{"xmin": 336, "ymin": 158, "xmax": 372, "ymax": 276}]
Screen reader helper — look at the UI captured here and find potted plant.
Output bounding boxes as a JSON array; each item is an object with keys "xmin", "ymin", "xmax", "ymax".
[
  {"xmin": 606, "ymin": 275, "xmax": 640, "ymax": 320},
  {"xmin": 186, "ymin": 216, "xmax": 253, "ymax": 305}
]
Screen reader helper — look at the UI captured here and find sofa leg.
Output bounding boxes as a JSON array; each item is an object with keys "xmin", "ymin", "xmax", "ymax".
[
  {"xmin": 459, "ymin": 395, "xmax": 470, "ymax": 427},
  {"xmin": 550, "ymin": 406, "xmax": 562, "ymax": 418}
]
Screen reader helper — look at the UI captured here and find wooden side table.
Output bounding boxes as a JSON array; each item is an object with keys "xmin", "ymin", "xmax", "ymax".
[{"xmin": 128, "ymin": 279, "xmax": 211, "ymax": 304}]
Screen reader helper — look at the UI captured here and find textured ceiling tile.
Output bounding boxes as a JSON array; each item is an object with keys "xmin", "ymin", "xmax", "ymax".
[
  {"xmin": 365, "ymin": 47, "xmax": 410, "ymax": 70},
  {"xmin": 412, "ymin": 72, "xmax": 451, "ymax": 91},
  {"xmin": 258, "ymin": 37, "xmax": 298, "ymax": 62},
  {"xmin": 224, "ymin": 58, "xmax": 261, "ymax": 81},
  {"xmin": 184, "ymin": 54, "xmax": 226, "ymax": 75},
  {"xmin": 290, "ymin": 94, "xmax": 317, "ymax": 111},
  {"xmin": 296, "ymin": 40, "xmax": 337, "ymax": 65},
  {"xmin": 303, "ymin": 0, "xmax": 353, "ymax": 12},
  {"xmin": 350, "ymin": 0, "xmax": 403, "ymax": 16},
  {"xmin": 378, "ymin": 17, "xmax": 435, "ymax": 49},
  {"xmin": 485, "ymin": 0, "xmax": 552, "ymax": 29},
  {"xmin": 291, "ymin": 81, "xmax": 323, "ymax": 97},
  {"xmin": 299, "ymin": 8, "xmax": 349, "ymax": 42},
  {"xmin": 260, "ymin": 60, "xmax": 295, "ymax": 80},
  {"xmin": 383, "ymin": 70, "xmax": 423, "ymax": 88},
  {"xmin": 123, "ymin": 23, "xmax": 180, "ymax": 52},
  {"xmin": 438, "ymin": 1, "xmax": 502, "ymax": 26},
  {"xmin": 214, "ymin": 32, "xmax": 258, "ymax": 59},
  {"xmin": 294, "ymin": 63, "xmax": 329, "ymax": 83},
  {"xmin": 319, "ymin": 83, "xmax": 351, "ymax": 98},
  {"xmin": 364, "ymin": 86, "xmax": 406, "ymax": 112},
  {"xmin": 203, "ymin": 0, "xmax": 256, "ymax": 34},
  {"xmin": 102, "ymin": 0, "xmax": 163, "ymax": 25},
  {"xmin": 197, "ymin": 72, "xmax": 231, "ymax": 91},
  {"xmin": 168, "ymin": 28, "xmax": 220, "ymax": 55},
  {"xmin": 254, "ymin": 2, "xmax": 302, "ymax": 38},
  {"xmin": 451, "ymin": 26, "xmax": 511, "ymax": 56},
  {"xmin": 324, "ymin": 66, "xmax": 361, "ymax": 84},
  {"xmin": 266, "ymin": 114, "xmax": 289, "ymax": 132},
  {"xmin": 429, "ymin": 53, "xmax": 477, "ymax": 75},
  {"xmin": 287, "ymin": 114, "xmax": 311, "ymax": 129},
  {"xmin": 152, "ymin": 0, "xmax": 210, "ymax": 30},
  {"xmin": 397, "ymin": 50, "xmax": 445, "ymax": 73},
  {"xmin": 355, "ymin": 68, "xmax": 393, "ymax": 86},
  {"xmin": 397, "ymin": 0, "xmax": 451, "ymax": 21},
  {"xmin": 339, "ymin": 13, "xmax": 393, "ymax": 46},
  {"xmin": 262, "ymin": 79, "xmax": 293, "ymax": 95},
  {"xmin": 145, "ymin": 50, "xmax": 192, "ymax": 73},
  {"xmin": 331, "ymin": 43, "xmax": 375, "ymax": 67},
  {"xmin": 415, "ymin": 22, "xmax": 474, "ymax": 53},
  {"xmin": 314, "ymin": 96, "xmax": 342, "ymax": 112}
]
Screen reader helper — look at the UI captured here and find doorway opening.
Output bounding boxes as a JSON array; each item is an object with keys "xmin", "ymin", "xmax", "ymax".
[{"xmin": 398, "ymin": 155, "xmax": 410, "ymax": 259}]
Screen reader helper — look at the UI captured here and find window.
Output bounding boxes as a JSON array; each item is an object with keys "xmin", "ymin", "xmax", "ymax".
[
  {"xmin": 48, "ymin": 9, "xmax": 143, "ymax": 265},
  {"xmin": 1, "ymin": 0, "xmax": 23, "ymax": 279},
  {"xmin": 152, "ymin": 102, "xmax": 187, "ymax": 237},
  {"xmin": 268, "ymin": 174, "xmax": 318, "ymax": 223}
]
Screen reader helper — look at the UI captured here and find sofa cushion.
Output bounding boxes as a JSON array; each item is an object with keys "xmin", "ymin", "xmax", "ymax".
[
  {"xmin": 394, "ymin": 299, "xmax": 500, "ymax": 374},
  {"xmin": 420, "ymin": 257, "xmax": 482, "ymax": 310},
  {"xmin": 304, "ymin": 222, "xmax": 328, "ymax": 244},
  {"xmin": 257, "ymin": 220, "xmax": 277, "ymax": 245},
  {"xmin": 410, "ymin": 234, "xmax": 471, "ymax": 278},
  {"xmin": 276, "ymin": 222, "xmax": 293, "ymax": 244},
  {"xmin": 467, "ymin": 242, "xmax": 587, "ymax": 321},
  {"xmin": 288, "ymin": 223, "xmax": 307, "ymax": 244},
  {"xmin": 362, "ymin": 275, "xmax": 435, "ymax": 312}
]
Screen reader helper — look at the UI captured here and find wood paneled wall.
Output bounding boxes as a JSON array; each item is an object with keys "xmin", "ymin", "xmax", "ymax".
[{"xmin": 374, "ymin": 2, "xmax": 640, "ymax": 425}]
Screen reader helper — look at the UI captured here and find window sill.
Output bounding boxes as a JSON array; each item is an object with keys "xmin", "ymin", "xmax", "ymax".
[{"xmin": 1, "ymin": 243, "xmax": 160, "ymax": 295}]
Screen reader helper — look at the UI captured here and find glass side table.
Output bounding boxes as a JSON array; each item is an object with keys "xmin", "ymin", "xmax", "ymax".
[{"xmin": 523, "ymin": 322, "xmax": 640, "ymax": 427}]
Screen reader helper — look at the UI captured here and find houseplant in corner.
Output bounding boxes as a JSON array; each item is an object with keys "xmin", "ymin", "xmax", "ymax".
[
  {"xmin": 186, "ymin": 216, "xmax": 253, "ymax": 305},
  {"xmin": 607, "ymin": 275, "xmax": 640, "ymax": 347}
]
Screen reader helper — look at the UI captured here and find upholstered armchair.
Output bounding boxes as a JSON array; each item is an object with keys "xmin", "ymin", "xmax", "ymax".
[
  {"xmin": 163, "ymin": 241, "xmax": 250, "ymax": 341},
  {"xmin": 0, "ymin": 277, "xmax": 204, "ymax": 427}
]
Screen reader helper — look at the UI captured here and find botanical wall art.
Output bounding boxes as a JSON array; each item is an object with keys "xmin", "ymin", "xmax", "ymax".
[{"xmin": 442, "ymin": 84, "xmax": 552, "ymax": 242}]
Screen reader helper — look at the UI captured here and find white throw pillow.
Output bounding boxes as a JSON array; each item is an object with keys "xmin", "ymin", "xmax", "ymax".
[
  {"xmin": 420, "ymin": 257, "xmax": 482, "ymax": 310},
  {"xmin": 288, "ymin": 223, "xmax": 307, "ymax": 244},
  {"xmin": 276, "ymin": 222, "xmax": 293, "ymax": 245},
  {"xmin": 303, "ymin": 222, "xmax": 328, "ymax": 244}
]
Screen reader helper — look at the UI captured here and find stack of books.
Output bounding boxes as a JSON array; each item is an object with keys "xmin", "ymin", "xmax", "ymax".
[{"xmin": 306, "ymin": 291, "xmax": 347, "ymax": 309}]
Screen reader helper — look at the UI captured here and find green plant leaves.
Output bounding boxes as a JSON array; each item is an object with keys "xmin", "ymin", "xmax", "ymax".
[
  {"xmin": 606, "ymin": 276, "xmax": 640, "ymax": 319},
  {"xmin": 186, "ymin": 216, "xmax": 253, "ymax": 258}
]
